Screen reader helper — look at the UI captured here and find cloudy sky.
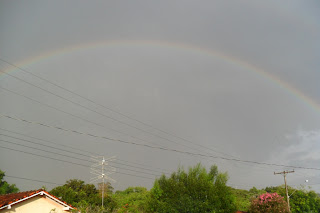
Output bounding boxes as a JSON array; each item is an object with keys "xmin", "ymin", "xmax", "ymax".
[{"xmin": 0, "ymin": 0, "xmax": 320, "ymax": 192}]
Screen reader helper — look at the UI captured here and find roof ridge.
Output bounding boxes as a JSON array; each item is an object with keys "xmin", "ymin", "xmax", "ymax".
[
  {"xmin": 0, "ymin": 189, "xmax": 42, "ymax": 195},
  {"xmin": 0, "ymin": 188, "xmax": 77, "ymax": 211}
]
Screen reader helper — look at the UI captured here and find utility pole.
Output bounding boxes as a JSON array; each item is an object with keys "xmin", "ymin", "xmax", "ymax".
[
  {"xmin": 274, "ymin": 170, "xmax": 294, "ymax": 212},
  {"xmin": 90, "ymin": 156, "xmax": 116, "ymax": 210}
]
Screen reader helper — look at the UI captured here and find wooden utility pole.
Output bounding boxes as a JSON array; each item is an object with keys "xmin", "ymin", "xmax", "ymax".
[{"xmin": 274, "ymin": 170, "xmax": 294, "ymax": 212}]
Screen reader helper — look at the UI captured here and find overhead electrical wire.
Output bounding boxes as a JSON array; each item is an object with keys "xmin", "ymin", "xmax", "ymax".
[
  {"xmin": 0, "ymin": 69, "xmax": 205, "ymax": 153},
  {"xmin": 0, "ymin": 144, "xmax": 155, "ymax": 180},
  {"xmin": 1, "ymin": 113, "xmax": 320, "ymax": 171},
  {"xmin": 0, "ymin": 138, "xmax": 93, "ymax": 163},
  {"xmin": 1, "ymin": 59, "xmax": 289, "ymax": 186},
  {"xmin": 0, "ymin": 134, "xmax": 92, "ymax": 161},
  {"xmin": 2, "ymin": 59, "xmax": 317, "ymax": 182},
  {"xmin": 0, "ymin": 85, "xmax": 223, "ymax": 168},
  {"xmin": 5, "ymin": 175, "xmax": 62, "ymax": 186},
  {"xmin": 0, "ymin": 138, "xmax": 165, "ymax": 177},
  {"xmin": 0, "ymin": 61, "xmax": 255, "ymax": 174},
  {"xmin": 0, "ymin": 127, "xmax": 173, "ymax": 174},
  {"xmin": 0, "ymin": 127, "xmax": 98, "ymax": 156},
  {"xmin": 0, "ymin": 59, "xmax": 235, "ymax": 158},
  {"xmin": 0, "ymin": 133, "xmax": 168, "ymax": 175},
  {"xmin": 4, "ymin": 57, "xmax": 316, "ymax": 186},
  {"xmin": 0, "ymin": 84, "xmax": 163, "ymax": 148}
]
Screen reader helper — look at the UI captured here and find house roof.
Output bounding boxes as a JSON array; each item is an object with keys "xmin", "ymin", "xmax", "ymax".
[{"xmin": 0, "ymin": 189, "xmax": 76, "ymax": 211}]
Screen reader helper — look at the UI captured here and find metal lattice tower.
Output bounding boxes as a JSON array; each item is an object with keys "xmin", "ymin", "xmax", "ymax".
[{"xmin": 90, "ymin": 156, "xmax": 116, "ymax": 209}]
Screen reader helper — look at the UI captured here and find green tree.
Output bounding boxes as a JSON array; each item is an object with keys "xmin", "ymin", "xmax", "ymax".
[
  {"xmin": 50, "ymin": 179, "xmax": 117, "ymax": 212},
  {"xmin": 265, "ymin": 185, "xmax": 320, "ymax": 213},
  {"xmin": 0, "ymin": 169, "xmax": 19, "ymax": 194},
  {"xmin": 231, "ymin": 187, "xmax": 266, "ymax": 212},
  {"xmin": 50, "ymin": 179, "xmax": 98, "ymax": 206},
  {"xmin": 98, "ymin": 181, "xmax": 114, "ymax": 197},
  {"xmin": 113, "ymin": 187, "xmax": 149, "ymax": 212},
  {"xmin": 148, "ymin": 163, "xmax": 236, "ymax": 213}
]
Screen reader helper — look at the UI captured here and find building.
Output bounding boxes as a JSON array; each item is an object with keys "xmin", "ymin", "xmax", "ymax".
[{"xmin": 0, "ymin": 189, "xmax": 77, "ymax": 213}]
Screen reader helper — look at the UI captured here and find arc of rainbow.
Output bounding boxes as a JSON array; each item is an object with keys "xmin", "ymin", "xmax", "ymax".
[{"xmin": 0, "ymin": 39, "xmax": 319, "ymax": 113}]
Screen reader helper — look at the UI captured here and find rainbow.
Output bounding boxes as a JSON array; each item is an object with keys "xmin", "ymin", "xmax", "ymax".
[{"xmin": 0, "ymin": 39, "xmax": 319, "ymax": 113}]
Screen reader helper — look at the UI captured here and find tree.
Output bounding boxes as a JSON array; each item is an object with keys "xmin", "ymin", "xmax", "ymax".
[
  {"xmin": 249, "ymin": 192, "xmax": 289, "ymax": 213},
  {"xmin": 148, "ymin": 163, "xmax": 236, "ymax": 213},
  {"xmin": 264, "ymin": 185, "xmax": 320, "ymax": 213},
  {"xmin": 113, "ymin": 187, "xmax": 149, "ymax": 212},
  {"xmin": 50, "ymin": 179, "xmax": 99, "ymax": 206},
  {"xmin": 0, "ymin": 169, "xmax": 19, "ymax": 194},
  {"xmin": 98, "ymin": 181, "xmax": 114, "ymax": 197}
]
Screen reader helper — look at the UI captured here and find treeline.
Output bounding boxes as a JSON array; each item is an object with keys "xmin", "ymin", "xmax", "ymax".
[
  {"xmin": 232, "ymin": 186, "xmax": 320, "ymax": 212},
  {"xmin": 48, "ymin": 164, "xmax": 236, "ymax": 212},
  {"xmin": 1, "ymin": 165, "xmax": 320, "ymax": 212}
]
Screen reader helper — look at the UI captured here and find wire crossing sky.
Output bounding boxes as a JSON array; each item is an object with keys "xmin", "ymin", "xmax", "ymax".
[{"xmin": 1, "ymin": 0, "xmax": 320, "ymax": 192}]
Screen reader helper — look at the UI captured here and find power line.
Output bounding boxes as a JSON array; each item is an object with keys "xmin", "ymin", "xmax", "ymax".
[
  {"xmin": 0, "ymin": 128, "xmax": 172, "ymax": 174},
  {"xmin": 0, "ymin": 138, "xmax": 163, "ymax": 177},
  {"xmin": 0, "ymin": 113, "xmax": 204, "ymax": 155},
  {"xmin": 109, "ymin": 161, "xmax": 170, "ymax": 176},
  {"xmin": 0, "ymin": 63, "xmax": 248, "ymax": 174},
  {"xmin": 0, "ymin": 139, "xmax": 92, "ymax": 163},
  {"xmin": 0, "ymin": 145, "xmax": 155, "ymax": 180},
  {"xmin": 0, "ymin": 70, "xmax": 198, "ymax": 152},
  {"xmin": 0, "ymin": 132, "xmax": 169, "ymax": 175},
  {"xmin": 0, "ymin": 134, "xmax": 92, "ymax": 161},
  {"xmin": 116, "ymin": 158, "xmax": 172, "ymax": 174},
  {"xmin": 5, "ymin": 175, "xmax": 62, "ymax": 186},
  {"xmin": 0, "ymin": 85, "xmax": 167, "ymax": 148},
  {"xmin": 0, "ymin": 144, "xmax": 91, "ymax": 167},
  {"xmin": 0, "ymin": 127, "xmax": 98, "ymax": 156},
  {"xmin": 0, "ymin": 61, "xmax": 234, "ymax": 158},
  {"xmin": 0, "ymin": 58, "xmax": 233, "ymax": 157},
  {"xmin": 0, "ymin": 130, "xmax": 288, "ymax": 181},
  {"xmin": 2, "ymin": 113, "xmax": 320, "ymax": 171}
]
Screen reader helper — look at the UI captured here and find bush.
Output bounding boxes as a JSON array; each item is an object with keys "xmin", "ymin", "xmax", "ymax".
[{"xmin": 249, "ymin": 192, "xmax": 289, "ymax": 213}]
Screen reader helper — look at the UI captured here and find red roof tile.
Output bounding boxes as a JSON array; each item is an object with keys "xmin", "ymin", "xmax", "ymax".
[
  {"xmin": 0, "ymin": 189, "xmax": 76, "ymax": 210},
  {"xmin": 0, "ymin": 189, "xmax": 42, "ymax": 208}
]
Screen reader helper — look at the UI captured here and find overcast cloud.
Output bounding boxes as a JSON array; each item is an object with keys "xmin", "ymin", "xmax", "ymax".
[{"xmin": 0, "ymin": 0, "xmax": 320, "ymax": 192}]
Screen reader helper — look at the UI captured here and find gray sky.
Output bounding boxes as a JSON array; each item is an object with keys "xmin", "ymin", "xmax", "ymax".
[{"xmin": 1, "ymin": 0, "xmax": 320, "ymax": 192}]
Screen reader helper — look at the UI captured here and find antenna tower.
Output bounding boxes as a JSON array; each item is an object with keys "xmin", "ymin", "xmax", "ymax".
[{"xmin": 90, "ymin": 156, "xmax": 116, "ymax": 209}]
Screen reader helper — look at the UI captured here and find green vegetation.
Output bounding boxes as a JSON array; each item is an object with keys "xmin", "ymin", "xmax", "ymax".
[
  {"xmin": 50, "ymin": 179, "xmax": 117, "ymax": 212},
  {"xmin": 264, "ymin": 185, "xmax": 320, "ymax": 213},
  {"xmin": 2, "ymin": 167, "xmax": 320, "ymax": 212},
  {"xmin": 231, "ymin": 187, "xmax": 266, "ymax": 211},
  {"xmin": 0, "ymin": 169, "xmax": 19, "ymax": 194},
  {"xmin": 148, "ymin": 163, "xmax": 236, "ymax": 213},
  {"xmin": 113, "ymin": 187, "xmax": 149, "ymax": 212},
  {"xmin": 249, "ymin": 192, "xmax": 289, "ymax": 213},
  {"xmin": 232, "ymin": 185, "xmax": 320, "ymax": 213}
]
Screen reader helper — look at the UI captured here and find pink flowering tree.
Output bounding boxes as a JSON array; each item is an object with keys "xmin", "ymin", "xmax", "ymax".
[{"xmin": 249, "ymin": 192, "xmax": 289, "ymax": 213}]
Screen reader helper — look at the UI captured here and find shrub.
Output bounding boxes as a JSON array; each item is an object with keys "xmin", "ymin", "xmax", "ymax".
[{"xmin": 249, "ymin": 192, "xmax": 289, "ymax": 213}]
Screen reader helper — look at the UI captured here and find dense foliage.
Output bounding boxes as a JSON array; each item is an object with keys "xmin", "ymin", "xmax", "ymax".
[
  {"xmin": 113, "ymin": 187, "xmax": 149, "ymax": 212},
  {"xmin": 148, "ymin": 163, "xmax": 236, "ymax": 213},
  {"xmin": 50, "ymin": 179, "xmax": 117, "ymax": 212},
  {"xmin": 231, "ymin": 187, "xmax": 266, "ymax": 211},
  {"xmin": 249, "ymin": 192, "xmax": 289, "ymax": 213},
  {"xmin": 265, "ymin": 185, "xmax": 320, "ymax": 213},
  {"xmin": 232, "ymin": 185, "xmax": 320, "ymax": 213},
  {"xmin": 0, "ymin": 169, "xmax": 19, "ymax": 194},
  {"xmin": 2, "ymin": 168, "xmax": 320, "ymax": 213}
]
